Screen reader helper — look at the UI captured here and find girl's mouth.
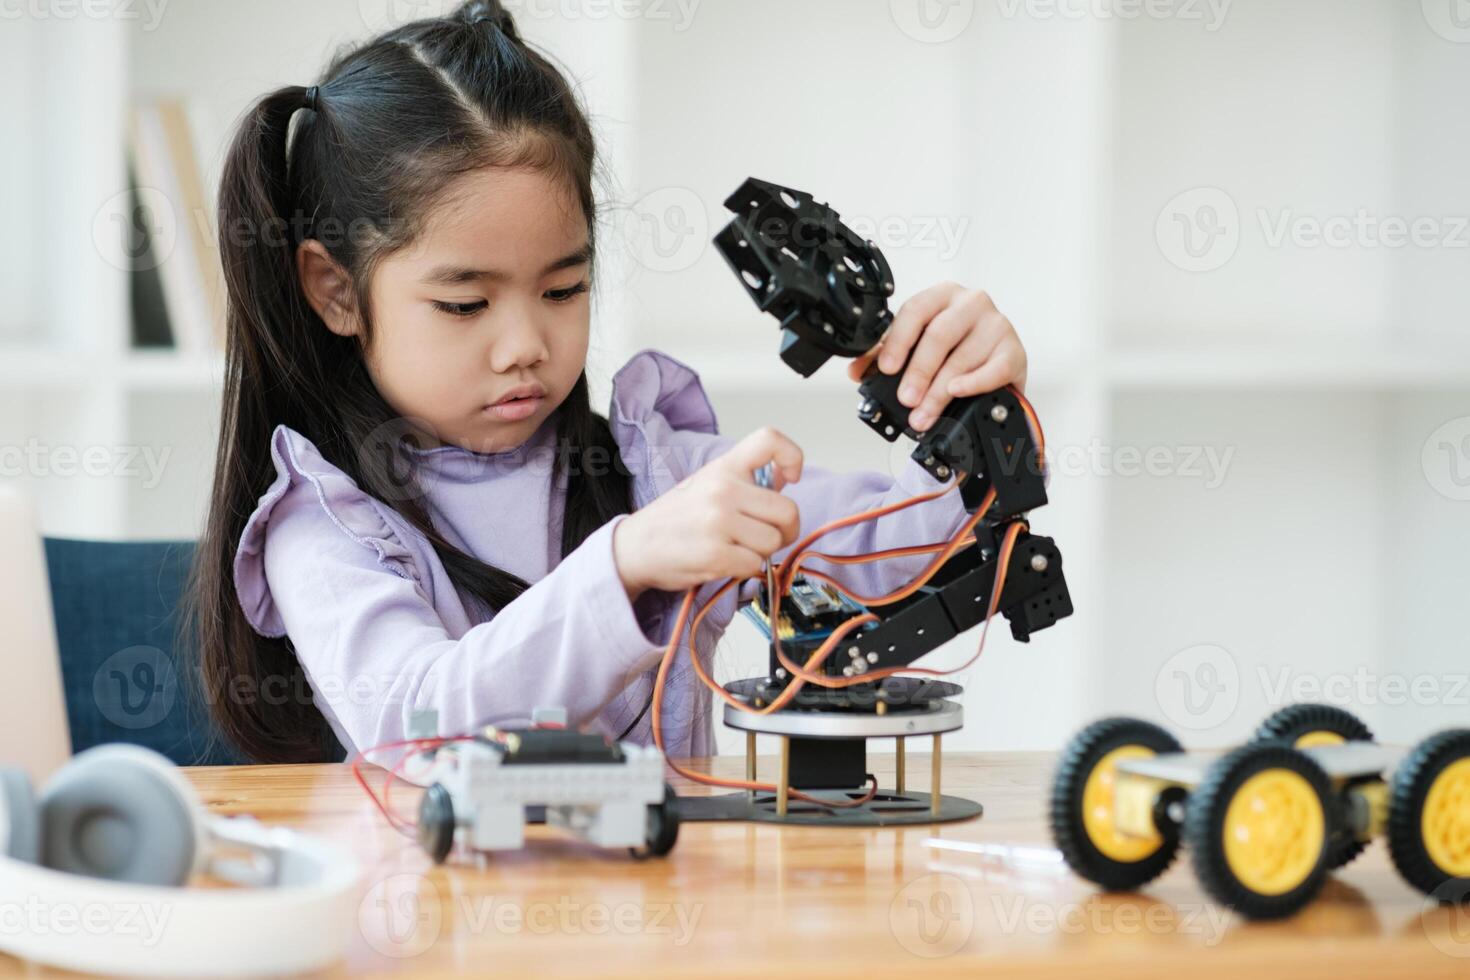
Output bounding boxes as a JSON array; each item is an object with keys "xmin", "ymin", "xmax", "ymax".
[{"xmin": 485, "ymin": 395, "xmax": 544, "ymax": 422}]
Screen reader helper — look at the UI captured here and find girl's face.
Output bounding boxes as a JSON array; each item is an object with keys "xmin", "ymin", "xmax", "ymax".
[{"xmin": 307, "ymin": 167, "xmax": 592, "ymax": 454}]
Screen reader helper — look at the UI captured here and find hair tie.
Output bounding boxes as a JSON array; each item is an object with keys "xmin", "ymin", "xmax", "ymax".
[{"xmin": 302, "ymin": 86, "xmax": 320, "ymax": 113}]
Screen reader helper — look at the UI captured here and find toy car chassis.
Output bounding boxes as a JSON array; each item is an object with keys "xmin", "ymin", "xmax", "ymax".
[
  {"xmin": 412, "ymin": 713, "xmax": 679, "ymax": 863},
  {"xmin": 1051, "ymin": 703, "xmax": 1470, "ymax": 919}
]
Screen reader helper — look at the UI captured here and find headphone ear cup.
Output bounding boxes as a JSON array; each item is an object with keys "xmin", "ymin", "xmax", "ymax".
[
  {"xmin": 0, "ymin": 768, "xmax": 39, "ymax": 863},
  {"xmin": 39, "ymin": 746, "xmax": 200, "ymax": 886}
]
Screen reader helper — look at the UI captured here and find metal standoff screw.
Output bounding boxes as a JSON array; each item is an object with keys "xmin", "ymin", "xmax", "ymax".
[
  {"xmin": 1030, "ymin": 554, "xmax": 1049, "ymax": 572},
  {"xmin": 931, "ymin": 733, "xmax": 943, "ymax": 816},
  {"xmin": 848, "ymin": 645, "xmax": 862, "ymax": 659},
  {"xmin": 842, "ymin": 665, "xmax": 856, "ymax": 677},
  {"xmin": 990, "ymin": 404, "xmax": 1010, "ymax": 423},
  {"xmin": 936, "ymin": 465, "xmax": 950, "ymax": 479},
  {"xmin": 776, "ymin": 737, "xmax": 791, "ymax": 817},
  {"xmin": 895, "ymin": 737, "xmax": 906, "ymax": 795},
  {"xmin": 866, "ymin": 652, "xmax": 878, "ymax": 663}
]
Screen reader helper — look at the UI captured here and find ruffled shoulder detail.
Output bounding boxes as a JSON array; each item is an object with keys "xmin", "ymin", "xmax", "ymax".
[
  {"xmin": 232, "ymin": 425, "xmax": 425, "ymax": 638},
  {"xmin": 608, "ymin": 349, "xmax": 721, "ymax": 506}
]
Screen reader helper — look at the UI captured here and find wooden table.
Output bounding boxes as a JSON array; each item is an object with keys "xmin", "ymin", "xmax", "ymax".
[{"xmin": 8, "ymin": 752, "xmax": 1467, "ymax": 978}]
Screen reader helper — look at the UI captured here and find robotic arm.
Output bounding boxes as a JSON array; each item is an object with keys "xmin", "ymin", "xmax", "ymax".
[{"xmin": 714, "ymin": 178, "xmax": 1073, "ymax": 682}]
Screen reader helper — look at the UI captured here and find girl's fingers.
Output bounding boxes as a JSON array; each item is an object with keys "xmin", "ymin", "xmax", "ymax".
[
  {"xmin": 721, "ymin": 426, "xmax": 804, "ymax": 487},
  {"xmin": 909, "ymin": 328, "xmax": 999, "ymax": 430},
  {"xmin": 946, "ymin": 339, "xmax": 1028, "ymax": 398},
  {"xmin": 724, "ymin": 513, "xmax": 784, "ymax": 564},
  {"xmin": 729, "ymin": 482, "xmax": 800, "ymax": 543},
  {"xmin": 847, "ymin": 341, "xmax": 883, "ymax": 382},
  {"xmin": 876, "ymin": 282, "xmax": 965, "ymax": 377},
  {"xmin": 897, "ymin": 289, "xmax": 993, "ymax": 412}
]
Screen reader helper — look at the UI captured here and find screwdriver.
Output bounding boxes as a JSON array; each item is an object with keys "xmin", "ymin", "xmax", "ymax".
[{"xmin": 753, "ymin": 462, "xmax": 778, "ymax": 622}]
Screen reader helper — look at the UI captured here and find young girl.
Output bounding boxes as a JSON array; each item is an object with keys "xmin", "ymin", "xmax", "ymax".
[{"xmin": 192, "ymin": 0, "xmax": 1030, "ymax": 764}]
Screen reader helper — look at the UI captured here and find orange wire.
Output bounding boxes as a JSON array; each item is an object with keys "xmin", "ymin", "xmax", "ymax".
[
  {"xmin": 771, "ymin": 522, "xmax": 1023, "ymax": 688},
  {"xmin": 353, "ymin": 387, "xmax": 1052, "ymax": 822},
  {"xmin": 661, "ymin": 481, "xmax": 1021, "ymax": 804}
]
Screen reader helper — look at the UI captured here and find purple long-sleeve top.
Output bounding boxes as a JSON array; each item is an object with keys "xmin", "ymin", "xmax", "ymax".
[{"xmin": 232, "ymin": 349, "xmax": 971, "ymax": 759}]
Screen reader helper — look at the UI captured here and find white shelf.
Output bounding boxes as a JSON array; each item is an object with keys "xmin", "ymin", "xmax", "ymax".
[
  {"xmin": 0, "ymin": 347, "xmax": 223, "ymax": 389},
  {"xmin": 1103, "ymin": 342, "xmax": 1470, "ymax": 390},
  {"xmin": 666, "ymin": 340, "xmax": 1470, "ymax": 394}
]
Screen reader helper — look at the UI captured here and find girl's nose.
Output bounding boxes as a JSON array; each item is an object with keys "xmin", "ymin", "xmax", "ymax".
[{"xmin": 487, "ymin": 312, "xmax": 549, "ymax": 374}]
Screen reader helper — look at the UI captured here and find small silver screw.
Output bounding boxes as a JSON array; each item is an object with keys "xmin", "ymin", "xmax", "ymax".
[
  {"xmin": 1031, "ymin": 554, "xmax": 1049, "ymax": 572},
  {"xmin": 848, "ymin": 645, "xmax": 862, "ymax": 660},
  {"xmin": 991, "ymin": 404, "xmax": 1010, "ymax": 423},
  {"xmin": 866, "ymin": 652, "xmax": 879, "ymax": 664},
  {"xmin": 775, "ymin": 667, "xmax": 787, "ymax": 680},
  {"xmin": 936, "ymin": 465, "xmax": 951, "ymax": 479},
  {"xmin": 842, "ymin": 666, "xmax": 856, "ymax": 677}
]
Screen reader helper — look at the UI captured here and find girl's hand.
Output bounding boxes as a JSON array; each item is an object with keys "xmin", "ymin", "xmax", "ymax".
[
  {"xmin": 613, "ymin": 428, "xmax": 803, "ymax": 600},
  {"xmin": 846, "ymin": 283, "xmax": 1028, "ymax": 432}
]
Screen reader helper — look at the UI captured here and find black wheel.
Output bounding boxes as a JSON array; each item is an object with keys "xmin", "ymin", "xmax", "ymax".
[
  {"xmin": 631, "ymin": 784, "xmax": 680, "ymax": 859},
  {"xmin": 417, "ymin": 783, "xmax": 456, "ymax": 864},
  {"xmin": 1252, "ymin": 703, "xmax": 1374, "ymax": 747},
  {"xmin": 1185, "ymin": 743, "xmax": 1340, "ymax": 920},
  {"xmin": 1050, "ymin": 717, "xmax": 1185, "ymax": 891},
  {"xmin": 1252, "ymin": 703, "xmax": 1375, "ymax": 869},
  {"xmin": 1387, "ymin": 729, "xmax": 1470, "ymax": 900}
]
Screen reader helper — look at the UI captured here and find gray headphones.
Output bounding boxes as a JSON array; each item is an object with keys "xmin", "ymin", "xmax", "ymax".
[
  {"xmin": 1, "ymin": 743, "xmax": 204, "ymax": 885},
  {"xmin": 0, "ymin": 743, "xmax": 361, "ymax": 977}
]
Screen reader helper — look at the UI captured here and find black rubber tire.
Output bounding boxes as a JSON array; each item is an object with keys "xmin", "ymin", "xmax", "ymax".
[
  {"xmin": 631, "ymin": 784, "xmax": 680, "ymax": 859},
  {"xmin": 418, "ymin": 783, "xmax": 456, "ymax": 864},
  {"xmin": 1185, "ymin": 743, "xmax": 1340, "ymax": 920},
  {"xmin": 1050, "ymin": 717, "xmax": 1184, "ymax": 892},
  {"xmin": 1251, "ymin": 703, "xmax": 1375, "ymax": 869},
  {"xmin": 1252, "ymin": 703, "xmax": 1374, "ymax": 746},
  {"xmin": 1387, "ymin": 729, "xmax": 1470, "ymax": 901}
]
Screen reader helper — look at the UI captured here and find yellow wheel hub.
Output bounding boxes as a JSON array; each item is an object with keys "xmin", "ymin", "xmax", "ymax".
[
  {"xmin": 1082, "ymin": 746, "xmax": 1162, "ymax": 862},
  {"xmin": 1422, "ymin": 757, "xmax": 1470, "ymax": 877},
  {"xmin": 1294, "ymin": 731, "xmax": 1345, "ymax": 749},
  {"xmin": 1222, "ymin": 768, "xmax": 1325, "ymax": 896}
]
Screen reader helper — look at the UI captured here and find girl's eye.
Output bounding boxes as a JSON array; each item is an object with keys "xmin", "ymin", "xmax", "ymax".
[
  {"xmin": 545, "ymin": 281, "xmax": 590, "ymax": 304},
  {"xmin": 431, "ymin": 299, "xmax": 488, "ymax": 318}
]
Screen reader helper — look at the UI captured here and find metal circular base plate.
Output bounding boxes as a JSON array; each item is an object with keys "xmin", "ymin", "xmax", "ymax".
[
  {"xmin": 674, "ymin": 790, "xmax": 982, "ymax": 826},
  {"xmin": 725, "ymin": 676, "xmax": 964, "ymax": 713},
  {"xmin": 723, "ymin": 696, "xmax": 963, "ymax": 738}
]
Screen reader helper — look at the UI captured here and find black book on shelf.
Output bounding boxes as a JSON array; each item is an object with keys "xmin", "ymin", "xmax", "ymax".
[{"xmin": 126, "ymin": 162, "xmax": 175, "ymax": 349}]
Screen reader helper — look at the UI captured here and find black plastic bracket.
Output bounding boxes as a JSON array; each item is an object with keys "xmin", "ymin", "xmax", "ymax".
[{"xmin": 714, "ymin": 177, "xmax": 1074, "ymax": 692}]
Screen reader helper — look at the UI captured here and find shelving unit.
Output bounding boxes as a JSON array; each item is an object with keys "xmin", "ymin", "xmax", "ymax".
[{"xmin": 3, "ymin": 1, "xmax": 1464, "ymax": 751}]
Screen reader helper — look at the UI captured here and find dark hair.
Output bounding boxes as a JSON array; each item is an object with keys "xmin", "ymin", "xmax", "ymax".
[{"xmin": 188, "ymin": 0, "xmax": 633, "ymax": 763}]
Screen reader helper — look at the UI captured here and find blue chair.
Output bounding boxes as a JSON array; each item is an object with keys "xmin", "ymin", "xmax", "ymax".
[{"xmin": 44, "ymin": 538, "xmax": 249, "ymax": 766}]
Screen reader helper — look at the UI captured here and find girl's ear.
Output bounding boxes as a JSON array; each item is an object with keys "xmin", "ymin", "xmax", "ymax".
[{"xmin": 296, "ymin": 240, "xmax": 361, "ymax": 338}]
